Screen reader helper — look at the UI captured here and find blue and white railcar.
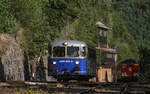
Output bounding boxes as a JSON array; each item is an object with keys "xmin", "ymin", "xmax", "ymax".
[{"xmin": 48, "ymin": 40, "xmax": 96, "ymax": 81}]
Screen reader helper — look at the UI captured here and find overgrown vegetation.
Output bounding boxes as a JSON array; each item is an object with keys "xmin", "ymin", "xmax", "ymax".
[
  {"xmin": 0, "ymin": 0, "xmax": 150, "ymax": 79},
  {"xmin": 113, "ymin": 0, "xmax": 150, "ymax": 79}
]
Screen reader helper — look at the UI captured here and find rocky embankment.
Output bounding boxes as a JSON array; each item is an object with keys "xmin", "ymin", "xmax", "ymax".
[{"xmin": 0, "ymin": 34, "xmax": 24, "ymax": 81}]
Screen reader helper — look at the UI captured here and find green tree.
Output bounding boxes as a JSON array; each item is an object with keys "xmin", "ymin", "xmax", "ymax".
[
  {"xmin": 0, "ymin": 0, "xmax": 16, "ymax": 33},
  {"xmin": 113, "ymin": 0, "xmax": 150, "ymax": 47},
  {"xmin": 139, "ymin": 47, "xmax": 150, "ymax": 79},
  {"xmin": 110, "ymin": 14, "xmax": 139, "ymax": 62},
  {"xmin": 71, "ymin": 0, "xmax": 139, "ymax": 62},
  {"xmin": 10, "ymin": 0, "xmax": 50, "ymax": 56},
  {"xmin": 43, "ymin": 0, "xmax": 80, "ymax": 40}
]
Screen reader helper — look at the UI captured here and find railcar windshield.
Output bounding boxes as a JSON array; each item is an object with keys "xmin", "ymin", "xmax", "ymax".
[
  {"xmin": 53, "ymin": 47, "xmax": 65, "ymax": 57},
  {"xmin": 67, "ymin": 47, "xmax": 79, "ymax": 57},
  {"xmin": 80, "ymin": 47, "xmax": 86, "ymax": 57}
]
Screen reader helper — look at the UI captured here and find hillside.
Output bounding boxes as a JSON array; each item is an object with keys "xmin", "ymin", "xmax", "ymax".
[{"xmin": 0, "ymin": 0, "xmax": 150, "ymax": 79}]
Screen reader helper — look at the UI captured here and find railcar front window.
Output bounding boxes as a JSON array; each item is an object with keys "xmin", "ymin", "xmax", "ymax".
[
  {"xmin": 67, "ymin": 47, "xmax": 79, "ymax": 57},
  {"xmin": 81, "ymin": 47, "xmax": 86, "ymax": 57},
  {"xmin": 53, "ymin": 47, "xmax": 65, "ymax": 57}
]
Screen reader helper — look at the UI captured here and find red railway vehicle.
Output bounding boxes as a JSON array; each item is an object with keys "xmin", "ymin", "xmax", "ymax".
[{"xmin": 117, "ymin": 59, "xmax": 139, "ymax": 82}]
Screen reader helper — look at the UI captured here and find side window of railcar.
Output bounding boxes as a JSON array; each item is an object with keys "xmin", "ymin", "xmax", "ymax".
[
  {"xmin": 67, "ymin": 47, "xmax": 79, "ymax": 57},
  {"xmin": 53, "ymin": 47, "xmax": 65, "ymax": 57},
  {"xmin": 88, "ymin": 48, "xmax": 96, "ymax": 58}
]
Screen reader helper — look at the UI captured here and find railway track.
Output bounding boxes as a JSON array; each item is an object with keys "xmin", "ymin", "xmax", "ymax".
[{"xmin": 0, "ymin": 81, "xmax": 149, "ymax": 94}]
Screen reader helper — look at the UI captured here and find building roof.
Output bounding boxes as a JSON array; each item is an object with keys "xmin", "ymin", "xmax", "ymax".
[{"xmin": 96, "ymin": 21, "xmax": 109, "ymax": 30}]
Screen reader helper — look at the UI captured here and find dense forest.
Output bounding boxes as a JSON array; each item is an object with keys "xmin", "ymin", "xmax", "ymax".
[{"xmin": 0, "ymin": 0, "xmax": 150, "ymax": 79}]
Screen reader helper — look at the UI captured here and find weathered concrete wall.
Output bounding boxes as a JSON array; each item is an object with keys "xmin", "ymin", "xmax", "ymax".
[{"xmin": 0, "ymin": 34, "xmax": 24, "ymax": 81}]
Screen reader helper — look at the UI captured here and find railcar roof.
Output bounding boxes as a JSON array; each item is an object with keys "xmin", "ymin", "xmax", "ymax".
[{"xmin": 51, "ymin": 40, "xmax": 87, "ymax": 47}]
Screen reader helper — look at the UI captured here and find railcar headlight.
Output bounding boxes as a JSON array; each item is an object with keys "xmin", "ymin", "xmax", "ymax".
[
  {"xmin": 53, "ymin": 61, "xmax": 56, "ymax": 64},
  {"xmin": 63, "ymin": 42, "xmax": 68, "ymax": 46},
  {"xmin": 75, "ymin": 61, "xmax": 79, "ymax": 64}
]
